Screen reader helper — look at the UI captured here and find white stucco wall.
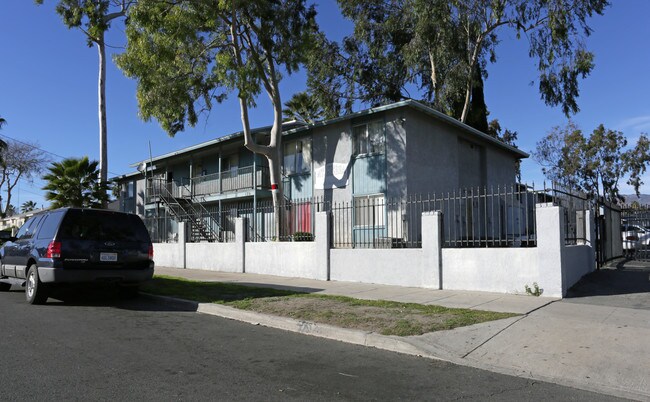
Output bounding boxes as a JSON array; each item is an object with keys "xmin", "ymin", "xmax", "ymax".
[
  {"xmin": 150, "ymin": 208, "xmax": 594, "ymax": 298},
  {"xmin": 441, "ymin": 248, "xmax": 538, "ymax": 294},
  {"xmin": 562, "ymin": 245, "xmax": 595, "ymax": 294},
  {"xmin": 330, "ymin": 248, "xmax": 439, "ymax": 288},
  {"xmin": 185, "ymin": 242, "xmax": 241, "ymax": 272},
  {"xmin": 245, "ymin": 242, "xmax": 323, "ymax": 279},
  {"xmin": 329, "ymin": 212, "xmax": 441, "ymax": 288},
  {"xmin": 153, "ymin": 243, "xmax": 184, "ymax": 269}
]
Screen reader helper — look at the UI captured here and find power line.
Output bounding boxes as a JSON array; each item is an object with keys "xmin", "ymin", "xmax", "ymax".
[
  {"xmin": 0, "ymin": 133, "xmax": 122, "ymax": 176},
  {"xmin": 0, "ymin": 133, "xmax": 67, "ymax": 160}
]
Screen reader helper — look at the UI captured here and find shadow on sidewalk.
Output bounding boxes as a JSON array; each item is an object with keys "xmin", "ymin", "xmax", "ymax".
[{"xmin": 566, "ymin": 259, "xmax": 650, "ymax": 299}]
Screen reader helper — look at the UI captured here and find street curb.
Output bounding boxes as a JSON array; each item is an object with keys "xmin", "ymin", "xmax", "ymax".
[
  {"xmin": 141, "ymin": 292, "xmax": 446, "ymax": 361},
  {"xmin": 141, "ymin": 293, "xmax": 648, "ymax": 401},
  {"xmin": 196, "ymin": 302, "xmax": 437, "ymax": 359}
]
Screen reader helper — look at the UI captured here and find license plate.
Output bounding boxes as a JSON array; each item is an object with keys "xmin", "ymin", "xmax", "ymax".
[{"xmin": 100, "ymin": 252, "xmax": 118, "ymax": 262}]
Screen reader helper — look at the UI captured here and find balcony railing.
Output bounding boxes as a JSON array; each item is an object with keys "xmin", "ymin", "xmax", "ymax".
[{"xmin": 146, "ymin": 165, "xmax": 270, "ymax": 203}]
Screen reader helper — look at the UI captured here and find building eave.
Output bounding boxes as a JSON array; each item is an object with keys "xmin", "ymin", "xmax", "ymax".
[{"xmin": 282, "ymin": 100, "xmax": 529, "ymax": 159}]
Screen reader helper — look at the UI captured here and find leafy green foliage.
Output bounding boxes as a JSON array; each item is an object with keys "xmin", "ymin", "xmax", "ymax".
[
  {"xmin": 117, "ymin": 0, "xmax": 319, "ymax": 137},
  {"xmin": 34, "ymin": 0, "xmax": 127, "ymax": 44},
  {"xmin": 313, "ymin": 0, "xmax": 608, "ymax": 123},
  {"xmin": 42, "ymin": 157, "xmax": 110, "ymax": 208},
  {"xmin": 534, "ymin": 122, "xmax": 650, "ymax": 203}
]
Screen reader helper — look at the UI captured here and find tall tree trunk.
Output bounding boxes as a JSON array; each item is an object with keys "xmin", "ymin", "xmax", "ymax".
[
  {"xmin": 267, "ymin": 94, "xmax": 285, "ymax": 240},
  {"xmin": 97, "ymin": 36, "xmax": 108, "ymax": 207},
  {"xmin": 428, "ymin": 49, "xmax": 438, "ymax": 102}
]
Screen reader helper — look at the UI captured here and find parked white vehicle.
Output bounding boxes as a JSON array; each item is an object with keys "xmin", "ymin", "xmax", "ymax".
[{"xmin": 621, "ymin": 224, "xmax": 650, "ymax": 253}]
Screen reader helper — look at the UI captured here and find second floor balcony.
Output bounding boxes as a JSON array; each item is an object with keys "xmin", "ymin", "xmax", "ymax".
[{"xmin": 147, "ymin": 165, "xmax": 271, "ymax": 203}]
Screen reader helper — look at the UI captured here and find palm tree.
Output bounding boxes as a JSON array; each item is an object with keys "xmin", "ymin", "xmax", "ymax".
[
  {"xmin": 282, "ymin": 92, "xmax": 326, "ymax": 124},
  {"xmin": 20, "ymin": 200, "xmax": 38, "ymax": 214},
  {"xmin": 42, "ymin": 157, "xmax": 109, "ymax": 209},
  {"xmin": 0, "ymin": 116, "xmax": 7, "ymax": 153}
]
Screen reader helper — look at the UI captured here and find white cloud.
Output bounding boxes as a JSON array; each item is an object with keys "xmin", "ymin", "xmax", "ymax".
[{"xmin": 616, "ymin": 115, "xmax": 650, "ymax": 133}]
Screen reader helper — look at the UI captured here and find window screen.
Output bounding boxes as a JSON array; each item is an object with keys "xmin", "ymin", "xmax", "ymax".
[{"xmin": 353, "ymin": 194, "xmax": 386, "ymax": 227}]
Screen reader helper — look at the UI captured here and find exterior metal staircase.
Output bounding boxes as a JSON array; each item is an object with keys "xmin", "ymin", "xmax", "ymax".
[{"xmin": 151, "ymin": 178, "xmax": 222, "ymax": 242}]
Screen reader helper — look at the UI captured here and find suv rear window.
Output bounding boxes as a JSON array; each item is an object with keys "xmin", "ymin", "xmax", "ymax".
[
  {"xmin": 58, "ymin": 210, "xmax": 151, "ymax": 242},
  {"xmin": 37, "ymin": 210, "xmax": 66, "ymax": 240}
]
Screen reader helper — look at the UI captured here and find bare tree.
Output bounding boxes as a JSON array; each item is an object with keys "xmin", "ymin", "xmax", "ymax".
[{"xmin": 0, "ymin": 140, "xmax": 50, "ymax": 217}]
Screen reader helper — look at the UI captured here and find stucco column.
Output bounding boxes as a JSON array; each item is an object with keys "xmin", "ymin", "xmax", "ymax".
[
  {"xmin": 585, "ymin": 209, "xmax": 596, "ymax": 273},
  {"xmin": 421, "ymin": 211, "xmax": 442, "ymax": 289},
  {"xmin": 315, "ymin": 212, "xmax": 330, "ymax": 280},
  {"xmin": 535, "ymin": 204, "xmax": 564, "ymax": 297},
  {"xmin": 178, "ymin": 221, "xmax": 187, "ymax": 269},
  {"xmin": 235, "ymin": 217, "xmax": 246, "ymax": 273}
]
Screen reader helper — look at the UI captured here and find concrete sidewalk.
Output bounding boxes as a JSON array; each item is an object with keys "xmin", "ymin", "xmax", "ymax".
[{"xmin": 153, "ymin": 266, "xmax": 649, "ymax": 401}]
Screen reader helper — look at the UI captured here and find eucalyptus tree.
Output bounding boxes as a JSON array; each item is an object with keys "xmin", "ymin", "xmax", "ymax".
[
  {"xmin": 35, "ymin": 0, "xmax": 136, "ymax": 192},
  {"xmin": 327, "ymin": 0, "xmax": 608, "ymax": 123},
  {"xmin": 116, "ymin": 0, "xmax": 320, "ymax": 238},
  {"xmin": 534, "ymin": 122, "xmax": 650, "ymax": 203},
  {"xmin": 42, "ymin": 157, "xmax": 109, "ymax": 208}
]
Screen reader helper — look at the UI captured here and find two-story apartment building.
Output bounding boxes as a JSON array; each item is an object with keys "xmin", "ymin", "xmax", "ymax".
[{"xmin": 113, "ymin": 100, "xmax": 528, "ymax": 244}]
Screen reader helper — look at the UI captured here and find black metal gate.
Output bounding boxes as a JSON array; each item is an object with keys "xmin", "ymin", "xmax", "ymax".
[
  {"xmin": 591, "ymin": 201, "xmax": 623, "ymax": 266},
  {"xmin": 621, "ymin": 205, "xmax": 650, "ymax": 261}
]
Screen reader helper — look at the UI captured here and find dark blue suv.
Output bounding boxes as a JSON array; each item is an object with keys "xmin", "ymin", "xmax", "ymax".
[{"xmin": 0, "ymin": 208, "xmax": 154, "ymax": 304}]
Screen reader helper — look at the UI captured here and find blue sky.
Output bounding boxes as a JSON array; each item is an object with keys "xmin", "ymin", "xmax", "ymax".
[{"xmin": 1, "ymin": 0, "xmax": 650, "ymax": 209}]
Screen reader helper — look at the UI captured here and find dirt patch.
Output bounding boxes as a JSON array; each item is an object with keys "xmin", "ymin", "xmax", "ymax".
[{"xmin": 229, "ymin": 295, "xmax": 514, "ymax": 336}]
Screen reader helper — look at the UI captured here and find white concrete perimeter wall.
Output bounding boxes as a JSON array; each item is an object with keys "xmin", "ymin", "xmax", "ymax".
[
  {"xmin": 562, "ymin": 245, "xmax": 595, "ymax": 294},
  {"xmin": 330, "ymin": 249, "xmax": 439, "ymax": 288},
  {"xmin": 153, "ymin": 243, "xmax": 184, "ymax": 268},
  {"xmin": 150, "ymin": 208, "xmax": 595, "ymax": 298},
  {"xmin": 186, "ymin": 242, "xmax": 242, "ymax": 272},
  {"xmin": 329, "ymin": 212, "xmax": 442, "ymax": 288},
  {"xmin": 245, "ymin": 242, "xmax": 323, "ymax": 279},
  {"xmin": 441, "ymin": 248, "xmax": 538, "ymax": 294}
]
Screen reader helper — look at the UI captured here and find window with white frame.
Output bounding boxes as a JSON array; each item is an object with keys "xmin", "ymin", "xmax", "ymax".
[
  {"xmin": 284, "ymin": 138, "xmax": 312, "ymax": 175},
  {"xmin": 353, "ymin": 121, "xmax": 385, "ymax": 156},
  {"xmin": 353, "ymin": 194, "xmax": 385, "ymax": 227}
]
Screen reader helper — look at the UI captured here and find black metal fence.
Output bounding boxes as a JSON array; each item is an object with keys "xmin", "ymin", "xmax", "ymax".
[
  {"xmin": 239, "ymin": 198, "xmax": 328, "ymax": 242},
  {"xmin": 143, "ymin": 211, "xmax": 236, "ymax": 243},
  {"xmin": 143, "ymin": 182, "xmax": 592, "ymax": 249},
  {"xmin": 331, "ymin": 184, "xmax": 538, "ymax": 249}
]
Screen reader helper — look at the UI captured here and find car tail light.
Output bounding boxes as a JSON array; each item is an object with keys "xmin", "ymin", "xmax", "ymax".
[
  {"xmin": 46, "ymin": 241, "xmax": 62, "ymax": 258},
  {"xmin": 148, "ymin": 245, "xmax": 154, "ymax": 260}
]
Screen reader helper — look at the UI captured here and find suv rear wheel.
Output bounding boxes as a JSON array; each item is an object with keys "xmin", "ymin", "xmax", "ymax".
[
  {"xmin": 26, "ymin": 265, "xmax": 48, "ymax": 305},
  {"xmin": 0, "ymin": 282, "xmax": 10, "ymax": 292}
]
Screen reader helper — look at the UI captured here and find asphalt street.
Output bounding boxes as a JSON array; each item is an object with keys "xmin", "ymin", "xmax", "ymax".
[{"xmin": 0, "ymin": 287, "xmax": 625, "ymax": 401}]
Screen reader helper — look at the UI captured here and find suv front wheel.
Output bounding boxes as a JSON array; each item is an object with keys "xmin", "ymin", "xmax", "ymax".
[{"xmin": 26, "ymin": 265, "xmax": 48, "ymax": 305}]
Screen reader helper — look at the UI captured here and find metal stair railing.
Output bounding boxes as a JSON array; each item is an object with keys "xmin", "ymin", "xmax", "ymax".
[
  {"xmin": 152, "ymin": 178, "xmax": 221, "ymax": 242},
  {"xmin": 182, "ymin": 180, "xmax": 228, "ymax": 242}
]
